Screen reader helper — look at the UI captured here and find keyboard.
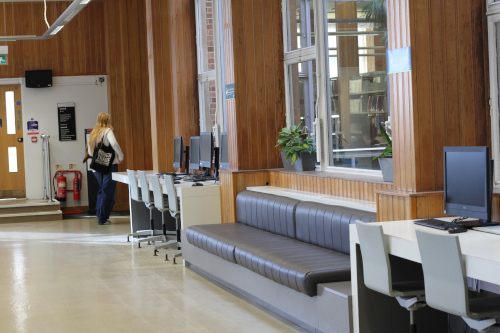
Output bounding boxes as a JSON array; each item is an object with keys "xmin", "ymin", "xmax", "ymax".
[{"xmin": 414, "ymin": 218, "xmax": 458, "ymax": 230}]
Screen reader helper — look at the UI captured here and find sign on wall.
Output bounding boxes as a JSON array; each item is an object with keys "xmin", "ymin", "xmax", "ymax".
[
  {"xmin": 27, "ymin": 118, "xmax": 39, "ymax": 135},
  {"xmin": 58, "ymin": 103, "xmax": 77, "ymax": 141},
  {"xmin": 388, "ymin": 47, "xmax": 412, "ymax": 74},
  {"xmin": 0, "ymin": 55, "xmax": 7, "ymax": 65}
]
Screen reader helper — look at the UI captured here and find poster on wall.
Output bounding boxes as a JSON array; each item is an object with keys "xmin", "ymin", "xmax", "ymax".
[{"xmin": 58, "ymin": 102, "xmax": 76, "ymax": 141}]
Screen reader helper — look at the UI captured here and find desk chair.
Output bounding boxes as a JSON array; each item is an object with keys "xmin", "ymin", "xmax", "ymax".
[
  {"xmin": 150, "ymin": 175, "xmax": 177, "ymax": 256},
  {"xmin": 136, "ymin": 170, "xmax": 163, "ymax": 248},
  {"xmin": 126, "ymin": 170, "xmax": 155, "ymax": 242},
  {"xmin": 416, "ymin": 230, "xmax": 500, "ymax": 333},
  {"xmin": 161, "ymin": 175, "xmax": 182, "ymax": 264},
  {"xmin": 356, "ymin": 221, "xmax": 426, "ymax": 333}
]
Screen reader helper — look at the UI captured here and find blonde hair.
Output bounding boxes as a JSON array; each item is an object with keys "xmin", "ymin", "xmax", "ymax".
[{"xmin": 88, "ymin": 113, "xmax": 114, "ymax": 154}]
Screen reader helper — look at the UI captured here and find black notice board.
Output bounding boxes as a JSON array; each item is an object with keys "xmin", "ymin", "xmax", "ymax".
[{"xmin": 58, "ymin": 102, "xmax": 76, "ymax": 141}]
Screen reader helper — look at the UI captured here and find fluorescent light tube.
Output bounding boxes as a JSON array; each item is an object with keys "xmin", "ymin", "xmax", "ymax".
[{"xmin": 50, "ymin": 26, "xmax": 65, "ymax": 35}]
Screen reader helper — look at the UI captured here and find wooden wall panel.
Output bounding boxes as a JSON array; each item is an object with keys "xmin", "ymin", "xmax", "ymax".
[
  {"xmin": 104, "ymin": 0, "xmax": 152, "ymax": 211},
  {"xmin": 388, "ymin": 0, "xmax": 489, "ymax": 193},
  {"xmin": 377, "ymin": 190, "xmax": 445, "ymax": 222},
  {"xmin": 147, "ymin": 0, "xmax": 199, "ymax": 173},
  {"xmin": 268, "ymin": 170, "xmax": 393, "ymax": 203},
  {"xmin": 0, "ymin": 2, "xmax": 106, "ymax": 78},
  {"xmin": 228, "ymin": 0, "xmax": 285, "ymax": 171}
]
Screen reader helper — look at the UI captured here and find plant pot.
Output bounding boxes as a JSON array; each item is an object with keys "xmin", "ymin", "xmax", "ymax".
[
  {"xmin": 281, "ymin": 151, "xmax": 316, "ymax": 171},
  {"xmin": 378, "ymin": 157, "xmax": 393, "ymax": 183}
]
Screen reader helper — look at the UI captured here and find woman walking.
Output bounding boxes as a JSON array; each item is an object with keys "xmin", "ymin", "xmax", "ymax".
[{"xmin": 87, "ymin": 113, "xmax": 124, "ymax": 225}]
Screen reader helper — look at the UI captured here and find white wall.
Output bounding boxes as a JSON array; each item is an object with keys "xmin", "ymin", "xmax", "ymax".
[{"xmin": 21, "ymin": 75, "xmax": 108, "ymax": 207}]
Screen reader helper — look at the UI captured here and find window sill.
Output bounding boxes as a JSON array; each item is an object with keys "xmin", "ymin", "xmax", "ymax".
[{"xmin": 270, "ymin": 168, "xmax": 391, "ymax": 185}]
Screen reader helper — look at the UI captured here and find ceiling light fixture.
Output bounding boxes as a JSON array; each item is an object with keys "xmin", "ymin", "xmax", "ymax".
[{"xmin": 0, "ymin": 0, "xmax": 92, "ymax": 41}]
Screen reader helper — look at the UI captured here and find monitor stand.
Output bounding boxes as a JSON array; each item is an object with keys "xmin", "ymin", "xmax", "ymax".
[
  {"xmin": 457, "ymin": 219, "xmax": 500, "ymax": 228},
  {"xmin": 184, "ymin": 146, "xmax": 190, "ymax": 175}
]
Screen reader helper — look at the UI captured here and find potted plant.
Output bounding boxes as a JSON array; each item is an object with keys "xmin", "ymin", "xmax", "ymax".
[
  {"xmin": 276, "ymin": 123, "xmax": 317, "ymax": 171},
  {"xmin": 362, "ymin": 0, "xmax": 388, "ymax": 44},
  {"xmin": 372, "ymin": 122, "xmax": 393, "ymax": 182}
]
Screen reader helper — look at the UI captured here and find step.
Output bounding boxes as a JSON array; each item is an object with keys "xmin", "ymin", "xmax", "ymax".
[
  {"xmin": 0, "ymin": 210, "xmax": 63, "ymax": 224},
  {"xmin": 0, "ymin": 199, "xmax": 62, "ymax": 223}
]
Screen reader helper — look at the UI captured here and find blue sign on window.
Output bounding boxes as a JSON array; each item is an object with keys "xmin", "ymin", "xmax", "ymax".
[
  {"xmin": 388, "ymin": 47, "xmax": 412, "ymax": 74},
  {"xmin": 225, "ymin": 84, "xmax": 235, "ymax": 100}
]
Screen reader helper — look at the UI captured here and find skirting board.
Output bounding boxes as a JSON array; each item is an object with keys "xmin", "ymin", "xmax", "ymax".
[{"xmin": 182, "ymin": 231, "xmax": 353, "ymax": 333}]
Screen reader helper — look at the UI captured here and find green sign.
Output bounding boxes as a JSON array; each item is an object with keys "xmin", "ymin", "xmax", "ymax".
[{"xmin": 0, "ymin": 55, "xmax": 7, "ymax": 65}]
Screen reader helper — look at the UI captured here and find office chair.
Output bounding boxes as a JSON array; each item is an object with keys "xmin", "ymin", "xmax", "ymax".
[
  {"xmin": 356, "ymin": 221, "xmax": 426, "ymax": 333},
  {"xmin": 161, "ymin": 175, "xmax": 182, "ymax": 264},
  {"xmin": 416, "ymin": 230, "xmax": 500, "ymax": 332},
  {"xmin": 149, "ymin": 174, "xmax": 177, "ymax": 256},
  {"xmin": 136, "ymin": 171, "xmax": 163, "ymax": 248},
  {"xmin": 126, "ymin": 170, "xmax": 156, "ymax": 242}
]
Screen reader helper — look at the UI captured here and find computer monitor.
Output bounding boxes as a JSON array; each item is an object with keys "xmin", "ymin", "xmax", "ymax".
[
  {"xmin": 189, "ymin": 136, "xmax": 200, "ymax": 170},
  {"xmin": 219, "ymin": 132, "xmax": 229, "ymax": 170},
  {"xmin": 199, "ymin": 132, "xmax": 214, "ymax": 168},
  {"xmin": 443, "ymin": 146, "xmax": 493, "ymax": 223},
  {"xmin": 173, "ymin": 137, "xmax": 184, "ymax": 169}
]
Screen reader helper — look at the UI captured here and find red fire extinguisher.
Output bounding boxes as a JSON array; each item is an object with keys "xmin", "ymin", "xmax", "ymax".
[
  {"xmin": 56, "ymin": 173, "xmax": 67, "ymax": 201},
  {"xmin": 73, "ymin": 172, "xmax": 81, "ymax": 201}
]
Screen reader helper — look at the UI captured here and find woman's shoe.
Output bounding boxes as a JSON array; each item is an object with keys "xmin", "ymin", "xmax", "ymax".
[{"xmin": 98, "ymin": 220, "xmax": 111, "ymax": 225}]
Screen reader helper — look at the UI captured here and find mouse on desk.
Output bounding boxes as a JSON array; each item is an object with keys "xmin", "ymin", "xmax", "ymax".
[
  {"xmin": 192, "ymin": 182, "xmax": 204, "ymax": 187},
  {"xmin": 448, "ymin": 226, "xmax": 467, "ymax": 234}
]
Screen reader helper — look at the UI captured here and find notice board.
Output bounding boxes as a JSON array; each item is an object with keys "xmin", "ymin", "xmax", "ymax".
[{"xmin": 58, "ymin": 102, "xmax": 76, "ymax": 141}]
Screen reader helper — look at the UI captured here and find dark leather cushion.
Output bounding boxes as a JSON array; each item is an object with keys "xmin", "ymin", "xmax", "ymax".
[
  {"xmin": 236, "ymin": 190, "xmax": 300, "ymax": 239},
  {"xmin": 186, "ymin": 223, "xmax": 280, "ymax": 263},
  {"xmin": 234, "ymin": 234, "xmax": 351, "ymax": 297},
  {"xmin": 295, "ymin": 202, "xmax": 377, "ymax": 255}
]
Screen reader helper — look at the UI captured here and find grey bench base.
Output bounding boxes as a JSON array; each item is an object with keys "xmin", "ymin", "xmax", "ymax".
[{"xmin": 183, "ymin": 231, "xmax": 353, "ymax": 333}]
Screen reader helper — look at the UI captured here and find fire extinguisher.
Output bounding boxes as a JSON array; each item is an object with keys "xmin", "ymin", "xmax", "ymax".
[
  {"xmin": 73, "ymin": 172, "xmax": 81, "ymax": 201},
  {"xmin": 55, "ymin": 173, "xmax": 67, "ymax": 201}
]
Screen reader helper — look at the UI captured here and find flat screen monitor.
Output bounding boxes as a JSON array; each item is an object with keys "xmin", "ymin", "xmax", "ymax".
[
  {"xmin": 189, "ymin": 136, "xmax": 200, "ymax": 170},
  {"xmin": 173, "ymin": 136, "xmax": 183, "ymax": 169},
  {"xmin": 199, "ymin": 132, "xmax": 214, "ymax": 168},
  {"xmin": 219, "ymin": 132, "xmax": 229, "ymax": 170},
  {"xmin": 443, "ymin": 146, "xmax": 492, "ymax": 222},
  {"xmin": 25, "ymin": 70, "xmax": 52, "ymax": 88}
]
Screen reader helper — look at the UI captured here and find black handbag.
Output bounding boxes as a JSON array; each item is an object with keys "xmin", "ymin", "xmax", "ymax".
[{"xmin": 89, "ymin": 137, "xmax": 116, "ymax": 175}]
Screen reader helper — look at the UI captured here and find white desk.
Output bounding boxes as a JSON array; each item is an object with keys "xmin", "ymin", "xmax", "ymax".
[
  {"xmin": 112, "ymin": 171, "xmax": 221, "ymax": 231},
  {"xmin": 350, "ymin": 219, "xmax": 500, "ymax": 333}
]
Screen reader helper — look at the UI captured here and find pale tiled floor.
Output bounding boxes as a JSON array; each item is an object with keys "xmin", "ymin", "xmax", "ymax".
[{"xmin": 0, "ymin": 217, "xmax": 306, "ymax": 333}]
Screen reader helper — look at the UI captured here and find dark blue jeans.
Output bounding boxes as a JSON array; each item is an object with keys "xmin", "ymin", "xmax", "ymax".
[{"xmin": 93, "ymin": 164, "xmax": 118, "ymax": 224}]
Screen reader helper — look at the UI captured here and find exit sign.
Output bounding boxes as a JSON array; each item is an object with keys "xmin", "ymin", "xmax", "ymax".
[{"xmin": 0, "ymin": 55, "xmax": 7, "ymax": 65}]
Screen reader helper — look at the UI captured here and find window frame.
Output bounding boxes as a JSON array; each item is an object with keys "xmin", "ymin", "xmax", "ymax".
[
  {"xmin": 487, "ymin": 8, "xmax": 500, "ymax": 185},
  {"xmin": 194, "ymin": 0, "xmax": 226, "ymax": 138},
  {"xmin": 282, "ymin": 0, "xmax": 387, "ymax": 176}
]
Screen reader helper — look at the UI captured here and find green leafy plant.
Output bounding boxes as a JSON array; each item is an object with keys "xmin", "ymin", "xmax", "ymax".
[
  {"xmin": 276, "ymin": 122, "xmax": 317, "ymax": 165},
  {"xmin": 362, "ymin": 0, "xmax": 388, "ymax": 44},
  {"xmin": 372, "ymin": 123, "xmax": 392, "ymax": 161}
]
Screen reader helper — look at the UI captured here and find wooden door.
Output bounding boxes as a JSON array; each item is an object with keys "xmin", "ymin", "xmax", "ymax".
[{"xmin": 0, "ymin": 85, "xmax": 25, "ymax": 198}]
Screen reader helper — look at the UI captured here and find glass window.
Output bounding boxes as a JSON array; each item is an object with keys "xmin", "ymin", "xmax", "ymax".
[
  {"xmin": 8, "ymin": 147, "xmax": 18, "ymax": 172},
  {"xmin": 288, "ymin": 60, "xmax": 317, "ymax": 131},
  {"xmin": 199, "ymin": 80, "xmax": 217, "ymax": 131},
  {"xmin": 197, "ymin": 0, "xmax": 216, "ymax": 73},
  {"xmin": 325, "ymin": 0, "xmax": 388, "ymax": 170},
  {"xmin": 286, "ymin": 0, "xmax": 315, "ymax": 51},
  {"xmin": 6, "ymin": 91, "xmax": 15, "ymax": 135}
]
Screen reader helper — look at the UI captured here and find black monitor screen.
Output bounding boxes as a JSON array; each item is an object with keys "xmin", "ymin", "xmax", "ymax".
[
  {"xmin": 444, "ymin": 146, "xmax": 491, "ymax": 220},
  {"xmin": 173, "ymin": 137, "xmax": 183, "ymax": 169},
  {"xmin": 220, "ymin": 132, "xmax": 229, "ymax": 170},
  {"xmin": 190, "ymin": 136, "xmax": 200, "ymax": 170},
  {"xmin": 199, "ymin": 132, "xmax": 214, "ymax": 168}
]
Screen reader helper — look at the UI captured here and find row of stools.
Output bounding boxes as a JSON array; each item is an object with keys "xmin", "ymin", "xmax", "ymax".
[{"xmin": 126, "ymin": 170, "xmax": 182, "ymax": 264}]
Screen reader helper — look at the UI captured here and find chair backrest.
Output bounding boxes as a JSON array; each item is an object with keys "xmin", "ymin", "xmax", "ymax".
[
  {"xmin": 127, "ymin": 169, "xmax": 141, "ymax": 202},
  {"xmin": 355, "ymin": 221, "xmax": 394, "ymax": 297},
  {"xmin": 415, "ymin": 230, "xmax": 470, "ymax": 317},
  {"xmin": 296, "ymin": 202, "xmax": 377, "ymax": 254},
  {"xmin": 164, "ymin": 175, "xmax": 179, "ymax": 216},
  {"xmin": 150, "ymin": 175, "xmax": 167, "ymax": 211},
  {"xmin": 137, "ymin": 171, "xmax": 152, "ymax": 205}
]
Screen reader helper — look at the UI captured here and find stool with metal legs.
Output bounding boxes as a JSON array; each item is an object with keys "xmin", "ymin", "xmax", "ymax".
[
  {"xmin": 161, "ymin": 175, "xmax": 182, "ymax": 264},
  {"xmin": 136, "ymin": 170, "xmax": 163, "ymax": 248},
  {"xmin": 356, "ymin": 221, "xmax": 426, "ymax": 333},
  {"xmin": 150, "ymin": 174, "xmax": 177, "ymax": 256},
  {"xmin": 126, "ymin": 169, "xmax": 154, "ymax": 242}
]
